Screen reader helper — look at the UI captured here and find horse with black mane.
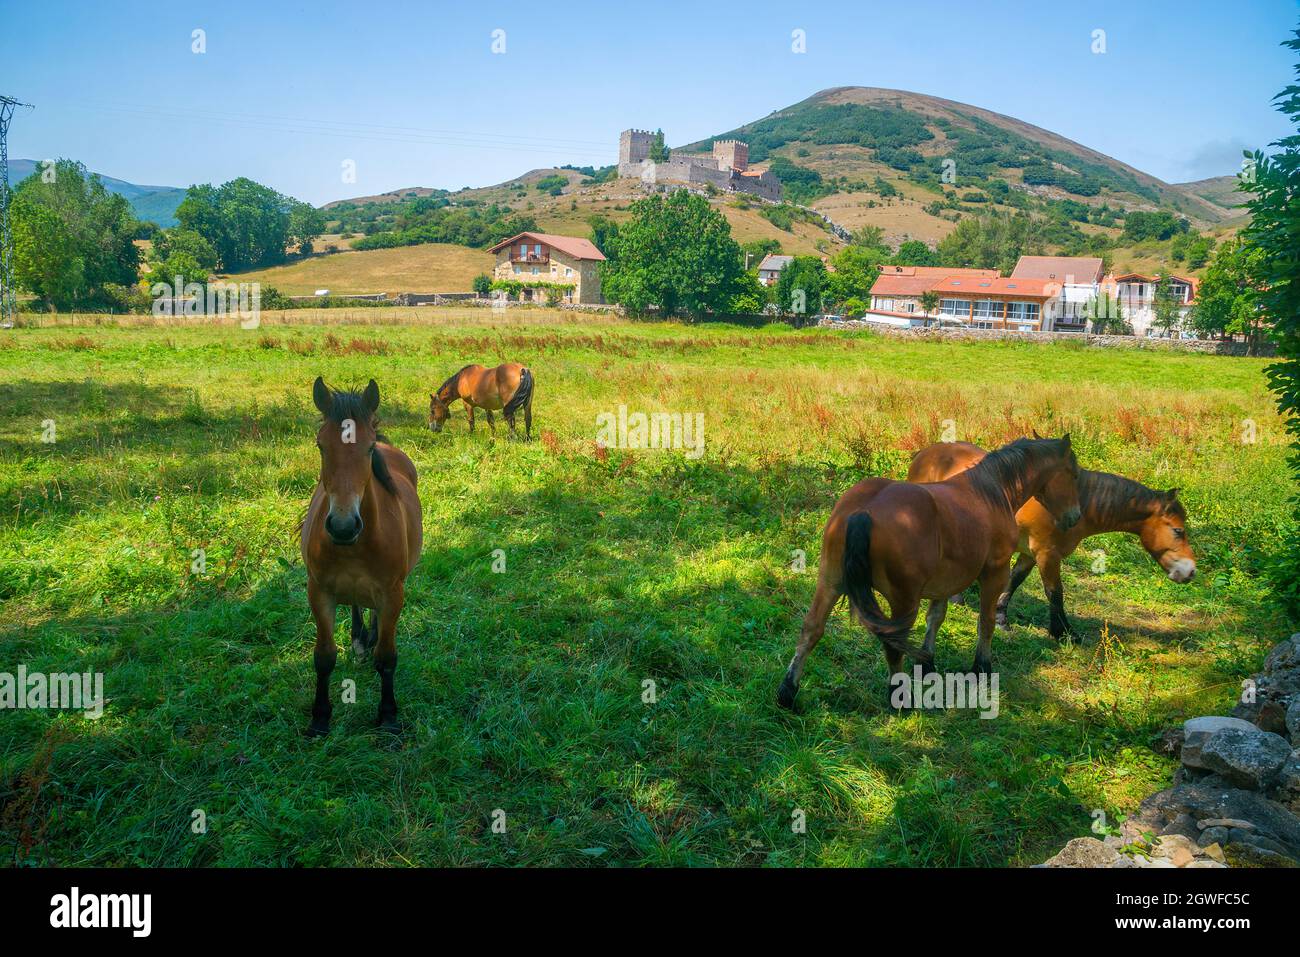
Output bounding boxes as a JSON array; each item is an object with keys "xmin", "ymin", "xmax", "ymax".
[
  {"xmin": 908, "ymin": 440, "xmax": 1194, "ymax": 642},
  {"xmin": 429, "ymin": 362, "xmax": 534, "ymax": 439},
  {"xmin": 777, "ymin": 436, "xmax": 1081, "ymax": 709},
  {"xmin": 301, "ymin": 377, "xmax": 422, "ymax": 736}
]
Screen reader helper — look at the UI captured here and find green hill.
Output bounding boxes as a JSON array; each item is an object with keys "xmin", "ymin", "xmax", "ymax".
[{"xmin": 6, "ymin": 159, "xmax": 186, "ymax": 226}]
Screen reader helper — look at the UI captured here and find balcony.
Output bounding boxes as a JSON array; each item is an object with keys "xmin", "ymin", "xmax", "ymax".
[{"xmin": 509, "ymin": 252, "xmax": 549, "ymax": 264}]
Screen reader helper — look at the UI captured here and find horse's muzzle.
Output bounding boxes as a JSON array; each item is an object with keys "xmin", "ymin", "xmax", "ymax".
[{"xmin": 325, "ymin": 512, "xmax": 363, "ymax": 546}]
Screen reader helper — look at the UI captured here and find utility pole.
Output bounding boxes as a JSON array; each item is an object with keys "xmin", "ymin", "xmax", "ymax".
[{"xmin": 1, "ymin": 95, "xmax": 35, "ymax": 327}]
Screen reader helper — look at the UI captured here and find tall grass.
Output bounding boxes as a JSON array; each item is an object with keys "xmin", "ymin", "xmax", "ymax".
[{"xmin": 0, "ymin": 310, "xmax": 1291, "ymax": 866}]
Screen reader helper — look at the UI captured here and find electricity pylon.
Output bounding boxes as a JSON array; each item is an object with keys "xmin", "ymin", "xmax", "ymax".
[{"xmin": 1, "ymin": 95, "xmax": 34, "ymax": 326}]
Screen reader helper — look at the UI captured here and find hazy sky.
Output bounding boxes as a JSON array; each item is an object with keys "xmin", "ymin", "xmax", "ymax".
[{"xmin": 3, "ymin": 0, "xmax": 1296, "ymax": 205}]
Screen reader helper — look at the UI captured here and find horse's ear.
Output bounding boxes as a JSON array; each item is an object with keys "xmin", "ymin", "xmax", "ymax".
[
  {"xmin": 1165, "ymin": 487, "xmax": 1181, "ymax": 501},
  {"xmin": 363, "ymin": 379, "xmax": 380, "ymax": 415},
  {"xmin": 312, "ymin": 376, "xmax": 332, "ymax": 416},
  {"xmin": 1061, "ymin": 432, "xmax": 1072, "ymax": 448},
  {"xmin": 1031, "ymin": 428, "xmax": 1043, "ymax": 439}
]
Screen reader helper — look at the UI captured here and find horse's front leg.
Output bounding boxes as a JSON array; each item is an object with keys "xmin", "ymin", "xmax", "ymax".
[
  {"xmin": 973, "ymin": 562, "xmax": 1011, "ymax": 676},
  {"xmin": 373, "ymin": 585, "xmax": 405, "ymax": 734},
  {"xmin": 466, "ymin": 404, "xmax": 476, "ymax": 433},
  {"xmin": 307, "ymin": 581, "xmax": 338, "ymax": 737},
  {"xmin": 996, "ymin": 551, "xmax": 1035, "ymax": 629},
  {"xmin": 485, "ymin": 409, "xmax": 496, "ymax": 434},
  {"xmin": 1036, "ymin": 551, "xmax": 1072, "ymax": 640}
]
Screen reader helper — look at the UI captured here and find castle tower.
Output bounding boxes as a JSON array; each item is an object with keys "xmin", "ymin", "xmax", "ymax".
[
  {"xmin": 713, "ymin": 139, "xmax": 749, "ymax": 172},
  {"xmin": 619, "ymin": 129, "xmax": 655, "ymax": 176}
]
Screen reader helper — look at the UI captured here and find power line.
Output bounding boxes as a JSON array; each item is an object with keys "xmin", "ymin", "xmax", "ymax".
[{"xmin": 0, "ymin": 95, "xmax": 35, "ymax": 327}]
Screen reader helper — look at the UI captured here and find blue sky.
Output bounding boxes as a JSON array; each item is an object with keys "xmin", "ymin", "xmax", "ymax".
[{"xmin": 3, "ymin": 0, "xmax": 1297, "ymax": 204}]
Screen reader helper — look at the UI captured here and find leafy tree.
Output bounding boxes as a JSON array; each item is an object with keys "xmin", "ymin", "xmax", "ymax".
[
  {"xmin": 11, "ymin": 159, "xmax": 140, "ymax": 310},
  {"xmin": 772, "ymin": 256, "xmax": 829, "ymax": 320},
  {"xmin": 893, "ymin": 240, "xmax": 938, "ymax": 266},
  {"xmin": 145, "ymin": 250, "xmax": 209, "ymax": 289},
  {"xmin": 919, "ymin": 290, "xmax": 940, "ymax": 327},
  {"xmin": 649, "ymin": 129, "xmax": 670, "ymax": 164},
  {"xmin": 176, "ymin": 177, "xmax": 322, "ymax": 271},
  {"xmin": 151, "ymin": 228, "xmax": 219, "ymax": 270},
  {"xmin": 601, "ymin": 190, "xmax": 746, "ymax": 319},
  {"xmin": 472, "ymin": 273, "xmax": 492, "ymax": 296},
  {"xmin": 1242, "ymin": 26, "xmax": 1300, "ymax": 612},
  {"xmin": 1150, "ymin": 276, "xmax": 1183, "ymax": 336},
  {"xmin": 849, "ymin": 224, "xmax": 887, "ymax": 250},
  {"xmin": 1188, "ymin": 238, "xmax": 1263, "ymax": 343},
  {"xmin": 827, "ymin": 244, "xmax": 886, "ymax": 304},
  {"xmin": 587, "ymin": 214, "xmax": 620, "ymax": 259}
]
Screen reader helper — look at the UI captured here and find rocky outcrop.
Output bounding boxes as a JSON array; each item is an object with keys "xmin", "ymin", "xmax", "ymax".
[{"xmin": 1039, "ymin": 634, "xmax": 1300, "ymax": 867}]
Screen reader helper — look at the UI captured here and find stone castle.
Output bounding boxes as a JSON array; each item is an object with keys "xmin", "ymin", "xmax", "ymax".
[{"xmin": 617, "ymin": 129, "xmax": 782, "ymax": 202}]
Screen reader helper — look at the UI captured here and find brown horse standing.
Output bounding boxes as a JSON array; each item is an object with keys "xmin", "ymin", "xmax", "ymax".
[
  {"xmin": 777, "ymin": 436, "xmax": 1081, "ymax": 709},
  {"xmin": 301, "ymin": 377, "xmax": 423, "ymax": 735},
  {"xmin": 908, "ymin": 441, "xmax": 1195, "ymax": 641},
  {"xmin": 429, "ymin": 362, "xmax": 534, "ymax": 439}
]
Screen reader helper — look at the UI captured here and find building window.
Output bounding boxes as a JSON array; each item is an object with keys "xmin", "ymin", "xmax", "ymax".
[
  {"xmin": 939, "ymin": 298, "xmax": 970, "ymax": 316},
  {"xmin": 565, "ymin": 267, "xmax": 573, "ymax": 277}
]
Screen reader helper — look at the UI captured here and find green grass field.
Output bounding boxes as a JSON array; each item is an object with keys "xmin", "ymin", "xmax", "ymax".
[{"xmin": 0, "ymin": 308, "xmax": 1292, "ymax": 866}]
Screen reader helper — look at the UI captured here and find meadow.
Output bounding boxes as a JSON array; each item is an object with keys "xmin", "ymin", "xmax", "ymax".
[{"xmin": 0, "ymin": 307, "xmax": 1292, "ymax": 866}]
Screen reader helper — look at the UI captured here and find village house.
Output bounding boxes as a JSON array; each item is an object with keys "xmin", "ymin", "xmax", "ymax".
[
  {"xmin": 1010, "ymin": 256, "xmax": 1105, "ymax": 331},
  {"xmin": 756, "ymin": 254, "xmax": 793, "ymax": 286},
  {"xmin": 1103, "ymin": 272, "xmax": 1199, "ymax": 336},
  {"xmin": 488, "ymin": 231, "xmax": 606, "ymax": 305}
]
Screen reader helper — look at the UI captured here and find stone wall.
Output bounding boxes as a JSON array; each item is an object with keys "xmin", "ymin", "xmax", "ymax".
[
  {"xmin": 1039, "ymin": 634, "xmax": 1300, "ymax": 868},
  {"xmin": 818, "ymin": 317, "xmax": 1274, "ymax": 356}
]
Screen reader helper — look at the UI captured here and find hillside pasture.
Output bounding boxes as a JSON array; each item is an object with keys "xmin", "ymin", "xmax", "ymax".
[
  {"xmin": 0, "ymin": 308, "xmax": 1290, "ymax": 866},
  {"xmin": 222, "ymin": 243, "xmax": 495, "ymax": 296}
]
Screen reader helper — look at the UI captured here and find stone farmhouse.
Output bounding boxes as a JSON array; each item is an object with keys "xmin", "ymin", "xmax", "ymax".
[
  {"xmin": 488, "ymin": 231, "xmax": 606, "ymax": 304},
  {"xmin": 864, "ymin": 255, "xmax": 1199, "ymax": 335},
  {"xmin": 618, "ymin": 129, "xmax": 782, "ymax": 202}
]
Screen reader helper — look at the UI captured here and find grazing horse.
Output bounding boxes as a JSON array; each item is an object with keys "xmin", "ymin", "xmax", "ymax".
[
  {"xmin": 908, "ymin": 441, "xmax": 1194, "ymax": 640},
  {"xmin": 429, "ymin": 362, "xmax": 534, "ymax": 439},
  {"xmin": 301, "ymin": 377, "xmax": 422, "ymax": 735},
  {"xmin": 777, "ymin": 436, "xmax": 1081, "ymax": 709}
]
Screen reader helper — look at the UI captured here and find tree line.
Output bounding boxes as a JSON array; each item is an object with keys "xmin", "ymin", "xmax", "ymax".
[{"xmin": 8, "ymin": 160, "xmax": 323, "ymax": 311}]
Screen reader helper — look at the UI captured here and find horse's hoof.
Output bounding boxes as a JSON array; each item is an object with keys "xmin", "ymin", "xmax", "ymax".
[
  {"xmin": 776, "ymin": 675, "xmax": 799, "ymax": 710},
  {"xmin": 971, "ymin": 659, "xmax": 993, "ymax": 677},
  {"xmin": 376, "ymin": 712, "xmax": 401, "ymax": 735},
  {"xmin": 305, "ymin": 721, "xmax": 330, "ymax": 738},
  {"xmin": 351, "ymin": 638, "xmax": 371, "ymax": 659},
  {"xmin": 918, "ymin": 658, "xmax": 937, "ymax": 677}
]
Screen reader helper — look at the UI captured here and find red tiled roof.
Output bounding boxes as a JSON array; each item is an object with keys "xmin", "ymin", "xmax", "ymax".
[
  {"xmin": 1011, "ymin": 256, "xmax": 1104, "ymax": 283},
  {"xmin": 489, "ymin": 231, "xmax": 606, "ymax": 261},
  {"xmin": 870, "ymin": 270, "xmax": 1056, "ymax": 300}
]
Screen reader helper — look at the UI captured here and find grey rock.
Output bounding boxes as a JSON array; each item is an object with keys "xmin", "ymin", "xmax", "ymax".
[
  {"xmin": 1182, "ymin": 717, "xmax": 1259, "ymax": 770},
  {"xmin": 1287, "ymin": 696, "xmax": 1300, "ymax": 745},
  {"xmin": 1185, "ymin": 859, "xmax": 1228, "ymax": 868},
  {"xmin": 1042, "ymin": 837, "xmax": 1120, "ymax": 868},
  {"xmin": 1264, "ymin": 634, "xmax": 1300, "ymax": 675},
  {"xmin": 1198, "ymin": 817, "xmax": 1256, "ymax": 830},
  {"xmin": 1132, "ymin": 782, "xmax": 1300, "ymax": 858},
  {"xmin": 1199, "ymin": 728, "xmax": 1292, "ymax": 790},
  {"xmin": 1198, "ymin": 826, "xmax": 1230, "ymax": 847},
  {"xmin": 1184, "ymin": 716, "xmax": 1259, "ymax": 737},
  {"xmin": 1159, "ymin": 813, "xmax": 1200, "ymax": 842}
]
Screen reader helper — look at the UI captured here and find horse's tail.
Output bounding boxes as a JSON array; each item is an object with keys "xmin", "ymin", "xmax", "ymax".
[
  {"xmin": 842, "ymin": 512, "xmax": 930, "ymax": 662},
  {"xmin": 504, "ymin": 367, "xmax": 533, "ymax": 417}
]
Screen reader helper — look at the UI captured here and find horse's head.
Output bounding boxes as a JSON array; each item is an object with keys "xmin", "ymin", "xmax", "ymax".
[
  {"xmin": 313, "ymin": 376, "xmax": 381, "ymax": 546},
  {"xmin": 1033, "ymin": 434, "xmax": 1082, "ymax": 532},
  {"xmin": 1139, "ymin": 489, "xmax": 1196, "ymax": 583},
  {"xmin": 428, "ymin": 392, "xmax": 451, "ymax": 433}
]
